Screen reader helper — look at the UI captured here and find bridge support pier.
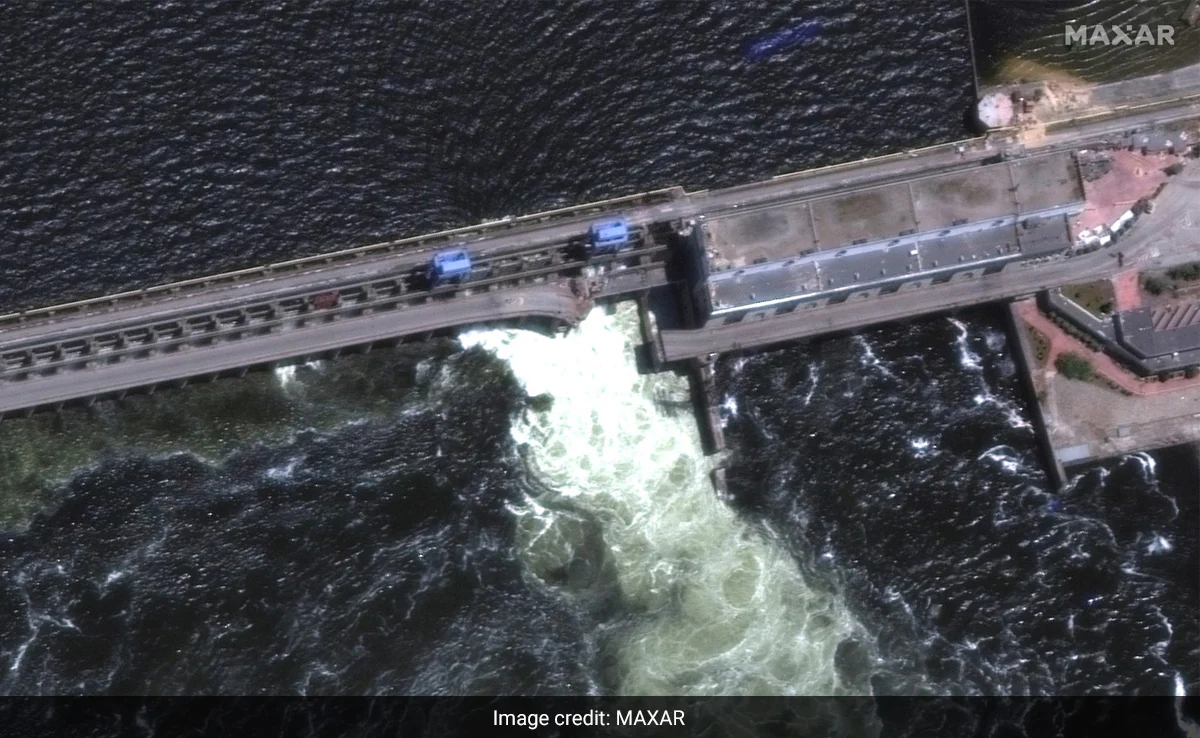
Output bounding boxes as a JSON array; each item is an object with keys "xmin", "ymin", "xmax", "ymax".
[{"xmin": 690, "ymin": 356, "xmax": 726, "ymax": 455}]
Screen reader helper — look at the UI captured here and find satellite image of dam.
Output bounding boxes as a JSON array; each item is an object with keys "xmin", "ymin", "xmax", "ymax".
[{"xmin": 0, "ymin": 0, "xmax": 1198, "ymax": 735}]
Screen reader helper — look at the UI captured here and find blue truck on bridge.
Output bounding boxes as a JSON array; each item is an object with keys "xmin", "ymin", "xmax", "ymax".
[
  {"xmin": 429, "ymin": 248, "xmax": 472, "ymax": 288},
  {"xmin": 589, "ymin": 218, "xmax": 631, "ymax": 256}
]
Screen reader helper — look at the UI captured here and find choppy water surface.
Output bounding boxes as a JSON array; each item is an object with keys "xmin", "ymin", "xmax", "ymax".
[
  {"xmin": 0, "ymin": 0, "xmax": 972, "ymax": 313},
  {"xmin": 717, "ymin": 310, "xmax": 1199, "ymax": 695},
  {"xmin": 0, "ymin": 0, "xmax": 1196, "ymax": 703}
]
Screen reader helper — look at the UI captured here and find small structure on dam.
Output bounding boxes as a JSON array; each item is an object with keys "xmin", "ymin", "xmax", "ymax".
[{"xmin": 682, "ymin": 152, "xmax": 1087, "ymax": 327}]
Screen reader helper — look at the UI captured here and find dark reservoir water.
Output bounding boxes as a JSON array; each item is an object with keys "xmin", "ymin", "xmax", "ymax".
[
  {"xmin": 0, "ymin": 0, "xmax": 973, "ymax": 313},
  {"xmin": 0, "ymin": 0, "xmax": 1196, "ymax": 706}
]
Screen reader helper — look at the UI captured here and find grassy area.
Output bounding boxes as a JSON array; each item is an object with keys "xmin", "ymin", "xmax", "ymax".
[
  {"xmin": 1062, "ymin": 280, "xmax": 1114, "ymax": 316},
  {"xmin": 1167, "ymin": 262, "xmax": 1200, "ymax": 282},
  {"xmin": 1055, "ymin": 352, "xmax": 1094, "ymax": 382}
]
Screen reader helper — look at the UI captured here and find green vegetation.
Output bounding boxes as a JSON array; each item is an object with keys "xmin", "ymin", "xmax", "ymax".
[
  {"xmin": 1055, "ymin": 352, "xmax": 1094, "ymax": 382},
  {"xmin": 1166, "ymin": 262, "xmax": 1200, "ymax": 282},
  {"xmin": 1186, "ymin": 366, "xmax": 1200, "ymax": 380},
  {"xmin": 1143, "ymin": 275, "xmax": 1167, "ymax": 296},
  {"xmin": 0, "ymin": 340, "xmax": 495, "ymax": 530},
  {"xmin": 1062, "ymin": 280, "xmax": 1115, "ymax": 317},
  {"xmin": 1029, "ymin": 326, "xmax": 1051, "ymax": 366},
  {"xmin": 527, "ymin": 393, "xmax": 555, "ymax": 412},
  {"xmin": 1142, "ymin": 262, "xmax": 1200, "ymax": 297},
  {"xmin": 1048, "ymin": 313, "xmax": 1104, "ymax": 353}
]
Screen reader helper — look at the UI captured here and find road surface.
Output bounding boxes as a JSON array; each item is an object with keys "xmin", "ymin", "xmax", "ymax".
[{"xmin": 0, "ymin": 286, "xmax": 580, "ymax": 415}]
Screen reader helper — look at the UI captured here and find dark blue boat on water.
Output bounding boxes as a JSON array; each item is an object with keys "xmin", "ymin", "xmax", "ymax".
[{"xmin": 745, "ymin": 20, "xmax": 822, "ymax": 61}]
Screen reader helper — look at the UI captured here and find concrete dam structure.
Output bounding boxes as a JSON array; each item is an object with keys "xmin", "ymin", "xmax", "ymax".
[
  {"xmin": 686, "ymin": 152, "xmax": 1085, "ymax": 324},
  {"xmin": 1, "ymin": 96, "xmax": 1198, "ymax": 421}
]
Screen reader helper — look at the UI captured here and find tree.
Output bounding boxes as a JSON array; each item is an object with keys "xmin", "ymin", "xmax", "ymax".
[{"xmin": 1055, "ymin": 353, "xmax": 1094, "ymax": 381}]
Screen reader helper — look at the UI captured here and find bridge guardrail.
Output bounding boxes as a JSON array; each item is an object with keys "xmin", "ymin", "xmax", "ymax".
[{"xmin": 0, "ymin": 186, "xmax": 686, "ymax": 327}]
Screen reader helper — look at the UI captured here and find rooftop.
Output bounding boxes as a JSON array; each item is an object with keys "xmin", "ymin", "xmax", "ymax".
[
  {"xmin": 702, "ymin": 152, "xmax": 1085, "ymax": 314},
  {"xmin": 704, "ymin": 151, "xmax": 1083, "ymax": 272},
  {"xmin": 1118, "ymin": 304, "xmax": 1200, "ymax": 361}
]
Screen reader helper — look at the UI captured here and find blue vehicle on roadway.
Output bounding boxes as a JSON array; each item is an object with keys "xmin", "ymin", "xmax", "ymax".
[
  {"xmin": 589, "ymin": 217, "xmax": 631, "ymax": 256},
  {"xmin": 428, "ymin": 248, "xmax": 472, "ymax": 288}
]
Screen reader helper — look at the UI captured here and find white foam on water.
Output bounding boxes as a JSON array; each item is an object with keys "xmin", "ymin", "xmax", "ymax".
[
  {"xmin": 459, "ymin": 304, "xmax": 868, "ymax": 696},
  {"xmin": 1138, "ymin": 452, "xmax": 1157, "ymax": 478},
  {"xmin": 978, "ymin": 445, "xmax": 1021, "ymax": 474},
  {"xmin": 721, "ymin": 395, "xmax": 738, "ymax": 420},
  {"xmin": 804, "ymin": 363, "xmax": 821, "ymax": 406},
  {"xmin": 948, "ymin": 318, "xmax": 982, "ymax": 371},
  {"xmin": 972, "ymin": 388, "xmax": 1033, "ymax": 431},
  {"xmin": 266, "ymin": 458, "xmax": 300, "ymax": 481},
  {"xmin": 1151, "ymin": 605, "xmax": 1174, "ymax": 659},
  {"xmin": 854, "ymin": 336, "xmax": 895, "ymax": 378},
  {"xmin": 1146, "ymin": 535, "xmax": 1173, "ymax": 555},
  {"xmin": 274, "ymin": 364, "xmax": 298, "ymax": 388},
  {"xmin": 1127, "ymin": 451, "xmax": 1158, "ymax": 480}
]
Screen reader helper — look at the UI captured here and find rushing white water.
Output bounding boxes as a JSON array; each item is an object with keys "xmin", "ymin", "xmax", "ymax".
[
  {"xmin": 460, "ymin": 304, "xmax": 868, "ymax": 696},
  {"xmin": 274, "ymin": 364, "xmax": 298, "ymax": 388},
  {"xmin": 949, "ymin": 318, "xmax": 982, "ymax": 371}
]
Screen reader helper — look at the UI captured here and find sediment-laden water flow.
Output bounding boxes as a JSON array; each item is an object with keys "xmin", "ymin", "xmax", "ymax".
[
  {"xmin": 1, "ymin": 0, "xmax": 1197, "ymax": 699},
  {"xmin": 0, "ymin": 303, "xmax": 1194, "ymax": 696},
  {"xmin": 461, "ymin": 304, "xmax": 868, "ymax": 695},
  {"xmin": 0, "ymin": 305, "xmax": 868, "ymax": 696}
]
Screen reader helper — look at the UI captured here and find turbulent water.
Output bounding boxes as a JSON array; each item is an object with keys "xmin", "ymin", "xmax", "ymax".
[
  {"xmin": 717, "ymin": 309, "xmax": 1199, "ymax": 695},
  {"xmin": 461, "ymin": 308, "xmax": 865, "ymax": 695},
  {"xmin": 0, "ymin": 0, "xmax": 1196, "ymax": 701}
]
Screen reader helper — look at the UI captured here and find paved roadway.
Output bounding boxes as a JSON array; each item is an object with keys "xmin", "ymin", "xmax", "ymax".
[
  {"xmin": 661, "ymin": 156, "xmax": 1200, "ymax": 360},
  {"xmin": 0, "ymin": 140, "xmax": 998, "ymax": 345},
  {"xmin": 0, "ymin": 286, "xmax": 580, "ymax": 415},
  {"xmin": 6, "ymin": 97, "xmax": 1197, "ymax": 348},
  {"xmin": 0, "ymin": 97, "xmax": 1197, "ymax": 413}
]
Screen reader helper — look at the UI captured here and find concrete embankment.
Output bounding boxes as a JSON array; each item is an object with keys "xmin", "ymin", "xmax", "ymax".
[{"xmin": 1007, "ymin": 299, "xmax": 1068, "ymax": 490}]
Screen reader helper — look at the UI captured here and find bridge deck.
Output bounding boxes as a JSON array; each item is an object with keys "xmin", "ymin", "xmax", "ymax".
[
  {"xmin": 0, "ymin": 285, "xmax": 582, "ymax": 416},
  {"xmin": 0, "ymin": 96, "xmax": 1196, "ymax": 416}
]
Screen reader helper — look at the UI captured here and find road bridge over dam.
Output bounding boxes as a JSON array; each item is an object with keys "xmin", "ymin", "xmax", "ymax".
[{"xmin": 2, "ymin": 97, "xmax": 1198, "ymax": 418}]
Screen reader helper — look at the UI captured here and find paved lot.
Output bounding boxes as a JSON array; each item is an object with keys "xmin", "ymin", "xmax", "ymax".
[{"xmin": 1044, "ymin": 371, "xmax": 1200, "ymax": 463}]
